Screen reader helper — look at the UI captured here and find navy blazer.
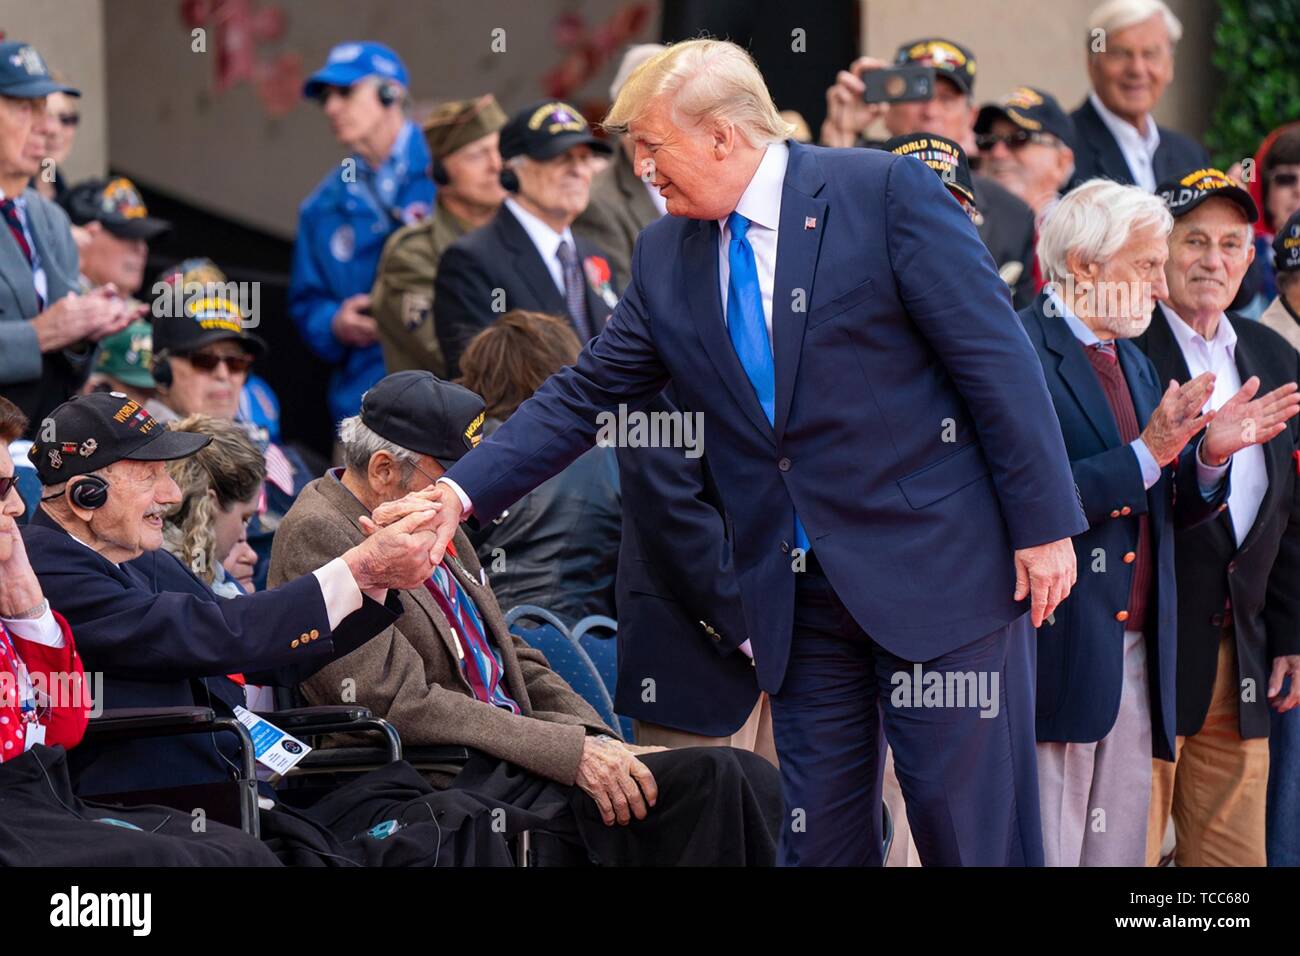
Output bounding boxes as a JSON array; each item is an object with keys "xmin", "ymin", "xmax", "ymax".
[
  {"xmin": 446, "ymin": 141, "xmax": 1087, "ymax": 692},
  {"xmin": 614, "ymin": 390, "xmax": 758, "ymax": 737},
  {"xmin": 433, "ymin": 203, "xmax": 619, "ymax": 377},
  {"xmin": 23, "ymin": 509, "xmax": 400, "ymax": 795},
  {"xmin": 1020, "ymin": 296, "xmax": 1228, "ymax": 758},
  {"xmin": 1068, "ymin": 97, "xmax": 1209, "ymax": 190}
]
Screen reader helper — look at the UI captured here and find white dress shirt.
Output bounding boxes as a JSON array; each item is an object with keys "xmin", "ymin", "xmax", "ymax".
[
  {"xmin": 504, "ymin": 197, "xmax": 574, "ymax": 296},
  {"xmin": 1089, "ymin": 91, "xmax": 1161, "ymax": 193},
  {"xmin": 1164, "ymin": 307, "xmax": 1269, "ymax": 546},
  {"xmin": 717, "ymin": 142, "xmax": 789, "ymax": 343}
]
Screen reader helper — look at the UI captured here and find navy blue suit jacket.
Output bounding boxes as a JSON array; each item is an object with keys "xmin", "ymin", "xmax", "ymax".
[
  {"xmin": 446, "ymin": 141, "xmax": 1087, "ymax": 692},
  {"xmin": 1020, "ymin": 296, "xmax": 1228, "ymax": 759},
  {"xmin": 23, "ymin": 509, "xmax": 400, "ymax": 795},
  {"xmin": 1068, "ymin": 98, "xmax": 1209, "ymax": 191},
  {"xmin": 614, "ymin": 390, "xmax": 758, "ymax": 736}
]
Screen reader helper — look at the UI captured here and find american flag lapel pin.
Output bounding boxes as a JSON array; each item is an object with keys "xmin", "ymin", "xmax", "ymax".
[{"xmin": 804, "ymin": 216, "xmax": 817, "ymax": 230}]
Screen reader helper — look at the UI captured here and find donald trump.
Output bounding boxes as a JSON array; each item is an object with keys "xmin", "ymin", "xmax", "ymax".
[{"xmin": 378, "ymin": 40, "xmax": 1087, "ymax": 866}]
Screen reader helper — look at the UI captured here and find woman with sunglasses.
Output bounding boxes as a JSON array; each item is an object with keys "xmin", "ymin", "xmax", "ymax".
[{"xmin": 34, "ymin": 84, "xmax": 79, "ymax": 203}]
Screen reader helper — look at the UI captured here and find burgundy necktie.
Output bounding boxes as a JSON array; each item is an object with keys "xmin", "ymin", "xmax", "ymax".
[{"xmin": 0, "ymin": 199, "xmax": 33, "ymax": 266}]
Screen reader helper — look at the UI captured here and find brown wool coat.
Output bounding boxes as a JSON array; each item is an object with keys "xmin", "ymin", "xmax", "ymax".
[{"xmin": 267, "ymin": 472, "xmax": 613, "ymax": 785}]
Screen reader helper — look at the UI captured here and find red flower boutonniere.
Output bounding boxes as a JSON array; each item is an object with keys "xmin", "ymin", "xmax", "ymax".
[
  {"xmin": 1293, "ymin": 449, "xmax": 1300, "ymax": 478},
  {"xmin": 584, "ymin": 255, "xmax": 620, "ymax": 310}
]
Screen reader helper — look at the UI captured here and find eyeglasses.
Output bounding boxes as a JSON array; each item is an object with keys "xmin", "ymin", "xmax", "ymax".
[
  {"xmin": 57, "ymin": 112, "xmax": 80, "ymax": 128},
  {"xmin": 1271, "ymin": 171, "xmax": 1300, "ymax": 188},
  {"xmin": 976, "ymin": 130, "xmax": 1058, "ymax": 151},
  {"xmin": 184, "ymin": 350, "xmax": 254, "ymax": 374},
  {"xmin": 0, "ymin": 475, "xmax": 18, "ymax": 500}
]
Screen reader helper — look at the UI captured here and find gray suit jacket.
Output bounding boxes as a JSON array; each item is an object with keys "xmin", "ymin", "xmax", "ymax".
[
  {"xmin": 0, "ymin": 187, "xmax": 84, "ymax": 431},
  {"xmin": 574, "ymin": 145, "xmax": 660, "ymax": 290},
  {"xmin": 268, "ymin": 471, "xmax": 613, "ymax": 786}
]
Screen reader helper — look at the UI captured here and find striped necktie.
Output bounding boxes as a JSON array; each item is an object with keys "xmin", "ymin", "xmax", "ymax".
[{"xmin": 556, "ymin": 239, "xmax": 593, "ymax": 341}]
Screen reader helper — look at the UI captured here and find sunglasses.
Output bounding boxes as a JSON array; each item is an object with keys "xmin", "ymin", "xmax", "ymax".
[
  {"xmin": 1272, "ymin": 171, "xmax": 1300, "ymax": 188},
  {"xmin": 0, "ymin": 475, "xmax": 18, "ymax": 500},
  {"xmin": 184, "ymin": 350, "xmax": 254, "ymax": 374},
  {"xmin": 975, "ymin": 130, "xmax": 1057, "ymax": 151},
  {"xmin": 57, "ymin": 112, "xmax": 80, "ymax": 128}
]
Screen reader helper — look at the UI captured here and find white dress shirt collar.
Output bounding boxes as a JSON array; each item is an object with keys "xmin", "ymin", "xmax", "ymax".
[
  {"xmin": 503, "ymin": 197, "xmax": 574, "ymax": 294},
  {"xmin": 1048, "ymin": 289, "xmax": 1104, "ymax": 346},
  {"xmin": 1089, "ymin": 90, "xmax": 1161, "ymax": 190},
  {"xmin": 719, "ymin": 141, "xmax": 789, "ymax": 234},
  {"xmin": 1163, "ymin": 304, "xmax": 1238, "ymax": 364}
]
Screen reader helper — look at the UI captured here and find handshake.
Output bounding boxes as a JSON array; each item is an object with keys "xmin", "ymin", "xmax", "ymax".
[{"xmin": 339, "ymin": 482, "xmax": 467, "ymax": 591}]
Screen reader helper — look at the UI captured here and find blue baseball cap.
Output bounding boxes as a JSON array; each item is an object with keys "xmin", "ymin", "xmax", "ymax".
[
  {"xmin": 0, "ymin": 41, "xmax": 80, "ymax": 99},
  {"xmin": 303, "ymin": 41, "xmax": 407, "ymax": 99}
]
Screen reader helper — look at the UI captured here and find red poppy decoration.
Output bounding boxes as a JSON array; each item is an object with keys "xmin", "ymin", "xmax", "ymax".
[
  {"xmin": 1293, "ymin": 449, "xmax": 1300, "ymax": 477},
  {"xmin": 584, "ymin": 255, "xmax": 612, "ymax": 288}
]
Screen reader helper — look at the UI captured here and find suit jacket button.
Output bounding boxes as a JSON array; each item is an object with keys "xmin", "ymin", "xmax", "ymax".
[
  {"xmin": 291, "ymin": 639, "xmax": 300, "ymax": 649},
  {"xmin": 1123, "ymin": 551, "xmax": 1136, "ymax": 564},
  {"xmin": 1110, "ymin": 510, "xmax": 1120, "ymax": 518},
  {"xmin": 1210, "ymin": 612, "xmax": 1225, "ymax": 626},
  {"xmin": 780, "ymin": 541, "xmax": 790, "ymax": 553},
  {"xmin": 309, "ymin": 628, "xmax": 320, "ymax": 639},
  {"xmin": 778, "ymin": 457, "xmax": 792, "ymax": 472},
  {"xmin": 1227, "ymin": 561, "xmax": 1238, "ymax": 574},
  {"xmin": 1115, "ymin": 610, "xmax": 1129, "ymax": 622},
  {"xmin": 1120, "ymin": 506, "xmax": 1132, "ymax": 516}
]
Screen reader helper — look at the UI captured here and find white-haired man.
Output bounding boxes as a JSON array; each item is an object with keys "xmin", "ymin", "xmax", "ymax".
[
  {"xmin": 378, "ymin": 39, "xmax": 1092, "ymax": 866},
  {"xmin": 1071, "ymin": 0, "xmax": 1209, "ymax": 190},
  {"xmin": 1138, "ymin": 169, "xmax": 1300, "ymax": 866},
  {"xmin": 1018, "ymin": 179, "xmax": 1295, "ymax": 865}
]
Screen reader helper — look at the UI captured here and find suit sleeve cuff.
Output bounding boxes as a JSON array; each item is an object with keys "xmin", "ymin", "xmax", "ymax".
[
  {"xmin": 1131, "ymin": 439, "xmax": 1161, "ymax": 490},
  {"xmin": 437, "ymin": 476, "xmax": 473, "ymax": 516},
  {"xmin": 312, "ymin": 557, "xmax": 387, "ymax": 630},
  {"xmin": 1, "ymin": 607, "xmax": 64, "ymax": 647},
  {"xmin": 1195, "ymin": 438, "xmax": 1230, "ymax": 496}
]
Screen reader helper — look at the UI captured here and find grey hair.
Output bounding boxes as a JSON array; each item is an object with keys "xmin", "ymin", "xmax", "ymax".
[
  {"xmin": 1037, "ymin": 178, "xmax": 1173, "ymax": 286},
  {"xmin": 1088, "ymin": 0, "xmax": 1183, "ymax": 47},
  {"xmin": 337, "ymin": 415, "xmax": 419, "ymax": 478}
]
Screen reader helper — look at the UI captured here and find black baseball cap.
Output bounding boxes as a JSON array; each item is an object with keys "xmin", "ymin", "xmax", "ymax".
[
  {"xmin": 975, "ymin": 86, "xmax": 1075, "ymax": 151},
  {"xmin": 61, "ymin": 177, "xmax": 172, "ymax": 240},
  {"xmin": 1157, "ymin": 167, "xmax": 1259, "ymax": 223},
  {"xmin": 28, "ymin": 392, "xmax": 211, "ymax": 485},
  {"xmin": 1274, "ymin": 210, "xmax": 1300, "ymax": 275},
  {"xmin": 150, "ymin": 257, "xmax": 267, "ymax": 357},
  {"xmin": 894, "ymin": 38, "xmax": 977, "ymax": 96},
  {"xmin": 882, "ymin": 133, "xmax": 978, "ymax": 210},
  {"xmin": 360, "ymin": 371, "xmax": 486, "ymax": 469},
  {"xmin": 0, "ymin": 42, "xmax": 79, "ymax": 98},
  {"xmin": 499, "ymin": 100, "xmax": 613, "ymax": 163}
]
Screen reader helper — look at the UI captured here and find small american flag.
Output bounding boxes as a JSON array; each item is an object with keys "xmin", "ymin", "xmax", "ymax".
[
  {"xmin": 804, "ymin": 216, "xmax": 817, "ymax": 230},
  {"xmin": 264, "ymin": 443, "xmax": 295, "ymax": 495}
]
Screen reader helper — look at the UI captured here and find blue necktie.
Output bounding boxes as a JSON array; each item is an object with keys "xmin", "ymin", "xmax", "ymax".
[{"xmin": 726, "ymin": 212, "xmax": 810, "ymax": 554}]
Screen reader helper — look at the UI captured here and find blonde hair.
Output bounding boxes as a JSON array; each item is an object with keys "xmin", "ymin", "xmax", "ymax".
[
  {"xmin": 162, "ymin": 415, "xmax": 265, "ymax": 583},
  {"xmin": 603, "ymin": 39, "xmax": 794, "ymax": 147}
]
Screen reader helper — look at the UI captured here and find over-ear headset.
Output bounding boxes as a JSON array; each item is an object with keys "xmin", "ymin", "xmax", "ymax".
[
  {"xmin": 377, "ymin": 81, "xmax": 400, "ymax": 108},
  {"xmin": 151, "ymin": 350, "xmax": 173, "ymax": 388},
  {"xmin": 432, "ymin": 156, "xmax": 449, "ymax": 186},
  {"xmin": 41, "ymin": 474, "xmax": 110, "ymax": 510},
  {"xmin": 499, "ymin": 168, "xmax": 519, "ymax": 193}
]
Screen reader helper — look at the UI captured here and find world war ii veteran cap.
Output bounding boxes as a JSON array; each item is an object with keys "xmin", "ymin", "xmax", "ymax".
[
  {"xmin": 883, "ymin": 132, "xmax": 978, "ymax": 210},
  {"xmin": 61, "ymin": 177, "xmax": 172, "ymax": 240},
  {"xmin": 0, "ymin": 41, "xmax": 79, "ymax": 98},
  {"xmin": 423, "ymin": 94, "xmax": 508, "ymax": 160},
  {"xmin": 975, "ymin": 86, "xmax": 1075, "ymax": 150},
  {"xmin": 360, "ymin": 371, "xmax": 485, "ymax": 469},
  {"xmin": 499, "ymin": 100, "xmax": 612, "ymax": 163},
  {"xmin": 893, "ymin": 38, "xmax": 977, "ymax": 95},
  {"xmin": 1275, "ymin": 209, "xmax": 1300, "ymax": 275},
  {"xmin": 1157, "ymin": 167, "xmax": 1259, "ymax": 222},
  {"xmin": 29, "ymin": 392, "xmax": 211, "ymax": 485}
]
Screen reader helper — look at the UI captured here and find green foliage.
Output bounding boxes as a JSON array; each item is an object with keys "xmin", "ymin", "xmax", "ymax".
[{"xmin": 1208, "ymin": 0, "xmax": 1300, "ymax": 167}]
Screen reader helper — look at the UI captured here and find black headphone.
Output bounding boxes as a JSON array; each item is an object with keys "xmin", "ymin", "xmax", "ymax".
[
  {"xmin": 377, "ymin": 81, "xmax": 400, "ymax": 108},
  {"xmin": 151, "ymin": 350, "xmax": 172, "ymax": 388},
  {"xmin": 499, "ymin": 168, "xmax": 519, "ymax": 193},
  {"xmin": 41, "ymin": 474, "xmax": 110, "ymax": 510},
  {"xmin": 432, "ymin": 156, "xmax": 449, "ymax": 186}
]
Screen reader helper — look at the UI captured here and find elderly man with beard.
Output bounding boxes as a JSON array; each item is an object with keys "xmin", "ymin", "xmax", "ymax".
[
  {"xmin": 1137, "ymin": 170, "xmax": 1300, "ymax": 866},
  {"xmin": 1018, "ymin": 179, "xmax": 1297, "ymax": 865}
]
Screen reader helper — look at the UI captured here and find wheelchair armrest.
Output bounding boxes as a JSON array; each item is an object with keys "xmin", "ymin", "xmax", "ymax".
[
  {"xmin": 256, "ymin": 705, "xmax": 373, "ymax": 730},
  {"xmin": 86, "ymin": 706, "xmax": 219, "ymax": 738}
]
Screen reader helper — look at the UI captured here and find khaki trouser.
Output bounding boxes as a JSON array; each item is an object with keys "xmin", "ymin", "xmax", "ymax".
[
  {"xmin": 1146, "ymin": 632, "xmax": 1270, "ymax": 866},
  {"xmin": 634, "ymin": 693, "xmax": 778, "ymax": 768}
]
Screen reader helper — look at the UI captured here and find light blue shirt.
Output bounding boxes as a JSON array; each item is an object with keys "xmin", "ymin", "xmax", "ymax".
[{"xmin": 1048, "ymin": 290, "xmax": 1227, "ymax": 495}]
